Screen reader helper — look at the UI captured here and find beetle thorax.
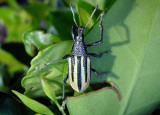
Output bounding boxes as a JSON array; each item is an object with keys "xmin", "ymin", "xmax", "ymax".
[
  {"xmin": 76, "ymin": 36, "xmax": 83, "ymax": 42},
  {"xmin": 71, "ymin": 36, "xmax": 86, "ymax": 56}
]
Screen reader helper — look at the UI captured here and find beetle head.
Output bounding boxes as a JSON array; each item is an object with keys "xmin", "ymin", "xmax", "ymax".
[{"xmin": 78, "ymin": 26, "xmax": 85, "ymax": 36}]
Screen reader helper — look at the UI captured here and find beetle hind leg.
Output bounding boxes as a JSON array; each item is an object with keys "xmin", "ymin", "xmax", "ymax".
[
  {"xmin": 61, "ymin": 73, "xmax": 69, "ymax": 112},
  {"xmin": 91, "ymin": 68, "xmax": 109, "ymax": 78},
  {"xmin": 91, "ymin": 69, "xmax": 122, "ymax": 100}
]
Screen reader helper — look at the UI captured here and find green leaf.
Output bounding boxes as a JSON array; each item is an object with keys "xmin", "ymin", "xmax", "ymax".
[
  {"xmin": 64, "ymin": 0, "xmax": 116, "ymax": 10},
  {"xmin": 7, "ymin": 0, "xmax": 18, "ymax": 9},
  {"xmin": 22, "ymin": 3, "xmax": 50, "ymax": 27},
  {"xmin": 0, "ymin": 7, "xmax": 32, "ymax": 42},
  {"xmin": 22, "ymin": 41, "xmax": 73, "ymax": 97},
  {"xmin": 22, "ymin": 3, "xmax": 50, "ymax": 20},
  {"xmin": 48, "ymin": 9, "xmax": 77, "ymax": 40},
  {"xmin": 80, "ymin": 0, "xmax": 116, "ymax": 10},
  {"xmin": 12, "ymin": 90, "xmax": 54, "ymax": 115},
  {"xmin": 22, "ymin": 31, "xmax": 61, "ymax": 56},
  {"xmin": 76, "ymin": 0, "xmax": 116, "ymax": 34},
  {"xmin": 40, "ymin": 78, "xmax": 62, "ymax": 112},
  {"xmin": 77, "ymin": 1, "xmax": 97, "ymax": 29},
  {"xmin": 0, "ymin": 49, "xmax": 26, "ymax": 73},
  {"xmin": 63, "ymin": 0, "xmax": 77, "ymax": 7},
  {"xmin": 0, "ymin": 64, "xmax": 10, "ymax": 92},
  {"xmin": 66, "ymin": 0, "xmax": 160, "ymax": 114}
]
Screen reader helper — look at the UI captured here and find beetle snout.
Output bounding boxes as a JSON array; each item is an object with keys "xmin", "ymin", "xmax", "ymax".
[{"xmin": 78, "ymin": 26, "xmax": 85, "ymax": 36}]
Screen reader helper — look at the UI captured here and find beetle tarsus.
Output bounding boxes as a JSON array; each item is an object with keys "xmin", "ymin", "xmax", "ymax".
[
  {"xmin": 61, "ymin": 99, "xmax": 66, "ymax": 113},
  {"xmin": 34, "ymin": 64, "xmax": 47, "ymax": 72},
  {"xmin": 91, "ymin": 68, "xmax": 109, "ymax": 78}
]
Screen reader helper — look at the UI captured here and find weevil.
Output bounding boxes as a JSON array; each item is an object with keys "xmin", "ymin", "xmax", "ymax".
[{"xmin": 36, "ymin": 4, "xmax": 121, "ymax": 111}]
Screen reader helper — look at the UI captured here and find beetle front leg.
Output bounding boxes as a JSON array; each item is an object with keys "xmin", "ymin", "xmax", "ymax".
[
  {"xmin": 61, "ymin": 73, "xmax": 69, "ymax": 111},
  {"xmin": 88, "ymin": 50, "xmax": 109, "ymax": 58},
  {"xmin": 35, "ymin": 54, "xmax": 70, "ymax": 71},
  {"xmin": 86, "ymin": 12, "xmax": 105, "ymax": 47},
  {"xmin": 91, "ymin": 68, "xmax": 109, "ymax": 78}
]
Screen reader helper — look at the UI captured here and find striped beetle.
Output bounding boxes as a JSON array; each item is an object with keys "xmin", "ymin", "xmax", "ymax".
[{"xmin": 36, "ymin": 4, "xmax": 121, "ymax": 111}]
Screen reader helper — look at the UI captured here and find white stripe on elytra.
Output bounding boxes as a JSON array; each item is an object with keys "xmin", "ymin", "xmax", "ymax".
[
  {"xmin": 73, "ymin": 56, "xmax": 78, "ymax": 91},
  {"xmin": 86, "ymin": 57, "xmax": 90, "ymax": 89},
  {"xmin": 68, "ymin": 57, "xmax": 72, "ymax": 81},
  {"xmin": 81, "ymin": 56, "xmax": 86, "ymax": 92}
]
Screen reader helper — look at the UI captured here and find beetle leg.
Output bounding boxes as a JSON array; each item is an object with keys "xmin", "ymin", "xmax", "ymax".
[
  {"xmin": 62, "ymin": 73, "xmax": 69, "ymax": 99},
  {"xmin": 91, "ymin": 68, "xmax": 109, "ymax": 78},
  {"xmin": 35, "ymin": 54, "xmax": 70, "ymax": 71},
  {"xmin": 87, "ymin": 12, "xmax": 105, "ymax": 47},
  {"xmin": 61, "ymin": 73, "xmax": 69, "ymax": 111},
  {"xmin": 88, "ymin": 50, "xmax": 109, "ymax": 58}
]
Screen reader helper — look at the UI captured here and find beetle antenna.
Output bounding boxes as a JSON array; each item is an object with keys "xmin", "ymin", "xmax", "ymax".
[
  {"xmin": 85, "ymin": 5, "xmax": 98, "ymax": 28},
  {"xmin": 70, "ymin": 4, "xmax": 78, "ymax": 27}
]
